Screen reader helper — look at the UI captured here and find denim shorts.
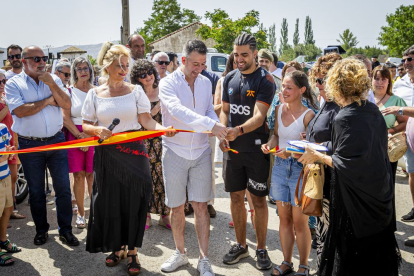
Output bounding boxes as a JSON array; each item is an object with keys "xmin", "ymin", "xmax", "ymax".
[
  {"xmin": 270, "ymin": 156, "xmax": 303, "ymax": 207},
  {"xmin": 404, "ymin": 143, "xmax": 414, "ymax": 174}
]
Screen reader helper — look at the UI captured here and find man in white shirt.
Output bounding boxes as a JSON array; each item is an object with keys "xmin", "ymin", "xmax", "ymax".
[
  {"xmin": 159, "ymin": 40, "xmax": 227, "ymax": 276},
  {"xmin": 5, "ymin": 44, "xmax": 23, "ymax": 80}
]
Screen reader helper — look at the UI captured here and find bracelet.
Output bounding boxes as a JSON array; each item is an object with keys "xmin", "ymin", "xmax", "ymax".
[{"xmin": 238, "ymin": 126, "xmax": 244, "ymax": 136}]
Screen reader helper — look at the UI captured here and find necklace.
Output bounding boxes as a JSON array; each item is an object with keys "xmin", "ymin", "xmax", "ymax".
[{"xmin": 375, "ymin": 93, "xmax": 387, "ymax": 105}]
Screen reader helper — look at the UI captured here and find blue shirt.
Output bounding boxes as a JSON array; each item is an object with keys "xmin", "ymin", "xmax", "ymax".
[
  {"xmin": 5, "ymin": 71, "xmax": 66, "ymax": 137},
  {"xmin": 0, "ymin": 124, "xmax": 11, "ymax": 180},
  {"xmin": 201, "ymin": 70, "xmax": 219, "ymax": 95}
]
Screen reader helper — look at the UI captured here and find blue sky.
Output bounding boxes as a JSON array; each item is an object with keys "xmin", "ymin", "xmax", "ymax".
[{"xmin": 2, "ymin": 0, "xmax": 411, "ymax": 51}]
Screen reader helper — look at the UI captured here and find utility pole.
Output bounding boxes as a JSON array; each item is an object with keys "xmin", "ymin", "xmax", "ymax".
[{"xmin": 121, "ymin": 0, "xmax": 130, "ymax": 45}]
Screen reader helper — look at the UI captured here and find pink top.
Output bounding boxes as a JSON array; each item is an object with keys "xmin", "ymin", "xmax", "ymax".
[{"xmin": 407, "ymin": 117, "xmax": 414, "ymax": 153}]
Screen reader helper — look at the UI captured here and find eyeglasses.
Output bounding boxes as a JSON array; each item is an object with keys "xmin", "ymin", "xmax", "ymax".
[
  {"xmin": 58, "ymin": 71, "xmax": 71, "ymax": 78},
  {"xmin": 398, "ymin": 68, "xmax": 405, "ymax": 72},
  {"xmin": 402, "ymin": 57, "xmax": 413, "ymax": 63},
  {"xmin": 0, "ymin": 79, "xmax": 6, "ymax": 85},
  {"xmin": 24, "ymin": 56, "xmax": 48, "ymax": 63},
  {"xmin": 155, "ymin": 61, "xmax": 170, "ymax": 66},
  {"xmin": 76, "ymin": 67, "xmax": 89, "ymax": 73},
  {"xmin": 315, "ymin": 78, "xmax": 326, "ymax": 85},
  {"xmin": 139, "ymin": 69, "xmax": 154, "ymax": 79},
  {"xmin": 8, "ymin": 54, "xmax": 21, "ymax": 60}
]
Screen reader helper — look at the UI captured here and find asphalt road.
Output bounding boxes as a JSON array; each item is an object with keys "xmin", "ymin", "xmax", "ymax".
[{"xmin": 2, "ymin": 165, "xmax": 414, "ymax": 275}]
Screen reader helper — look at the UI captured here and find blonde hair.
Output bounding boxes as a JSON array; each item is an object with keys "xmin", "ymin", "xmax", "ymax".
[
  {"xmin": 96, "ymin": 42, "xmax": 130, "ymax": 77},
  {"xmin": 325, "ymin": 58, "xmax": 371, "ymax": 107}
]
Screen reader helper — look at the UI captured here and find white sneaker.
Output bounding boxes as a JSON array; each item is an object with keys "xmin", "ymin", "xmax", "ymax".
[
  {"xmin": 197, "ymin": 257, "xmax": 214, "ymax": 276},
  {"xmin": 76, "ymin": 215, "xmax": 86, "ymax": 229},
  {"xmin": 161, "ymin": 249, "xmax": 188, "ymax": 272}
]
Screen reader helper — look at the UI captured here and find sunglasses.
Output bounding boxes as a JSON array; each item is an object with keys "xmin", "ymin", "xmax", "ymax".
[
  {"xmin": 398, "ymin": 68, "xmax": 405, "ymax": 71},
  {"xmin": 58, "ymin": 71, "xmax": 71, "ymax": 78},
  {"xmin": 24, "ymin": 56, "xmax": 48, "ymax": 63},
  {"xmin": 139, "ymin": 69, "xmax": 154, "ymax": 79},
  {"xmin": 8, "ymin": 54, "xmax": 21, "ymax": 60},
  {"xmin": 155, "ymin": 61, "xmax": 170, "ymax": 66},
  {"xmin": 402, "ymin": 57, "xmax": 413, "ymax": 63},
  {"xmin": 315, "ymin": 78, "xmax": 326, "ymax": 85},
  {"xmin": 0, "ymin": 79, "xmax": 6, "ymax": 85}
]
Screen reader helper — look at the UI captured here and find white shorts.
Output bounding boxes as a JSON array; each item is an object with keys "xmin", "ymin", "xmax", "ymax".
[{"xmin": 162, "ymin": 147, "xmax": 213, "ymax": 208}]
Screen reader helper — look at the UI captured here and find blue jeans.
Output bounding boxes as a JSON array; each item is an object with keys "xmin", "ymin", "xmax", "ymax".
[{"xmin": 18, "ymin": 132, "xmax": 72, "ymax": 234}]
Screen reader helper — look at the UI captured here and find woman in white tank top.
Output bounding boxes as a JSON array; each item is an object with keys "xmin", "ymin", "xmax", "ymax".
[{"xmin": 261, "ymin": 71, "xmax": 315, "ymax": 276}]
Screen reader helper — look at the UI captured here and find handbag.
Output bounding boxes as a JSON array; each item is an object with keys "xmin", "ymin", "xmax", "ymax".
[
  {"xmin": 295, "ymin": 163, "xmax": 325, "ymax": 217},
  {"xmin": 388, "ymin": 132, "xmax": 407, "ymax": 163}
]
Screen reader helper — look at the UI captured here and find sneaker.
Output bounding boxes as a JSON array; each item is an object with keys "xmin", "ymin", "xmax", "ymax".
[
  {"xmin": 223, "ymin": 243, "xmax": 249, "ymax": 265},
  {"xmin": 402, "ymin": 208, "xmax": 414, "ymax": 222},
  {"xmin": 46, "ymin": 199, "xmax": 54, "ymax": 205},
  {"xmin": 76, "ymin": 215, "xmax": 86, "ymax": 229},
  {"xmin": 197, "ymin": 257, "xmax": 214, "ymax": 276},
  {"xmin": 404, "ymin": 239, "xmax": 414, "ymax": 247},
  {"xmin": 161, "ymin": 249, "xmax": 189, "ymax": 272},
  {"xmin": 255, "ymin": 249, "xmax": 272, "ymax": 270}
]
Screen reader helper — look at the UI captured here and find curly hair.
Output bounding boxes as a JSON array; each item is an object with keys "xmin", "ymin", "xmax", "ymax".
[
  {"xmin": 309, "ymin": 53, "xmax": 342, "ymax": 88},
  {"xmin": 325, "ymin": 58, "xmax": 371, "ymax": 107},
  {"xmin": 372, "ymin": 65, "xmax": 393, "ymax": 96},
  {"xmin": 130, "ymin": 59, "xmax": 159, "ymax": 89},
  {"xmin": 281, "ymin": 61, "xmax": 302, "ymax": 80}
]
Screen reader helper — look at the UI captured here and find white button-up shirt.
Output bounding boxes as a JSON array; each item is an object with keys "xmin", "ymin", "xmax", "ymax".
[
  {"xmin": 393, "ymin": 74, "xmax": 414, "ymax": 107},
  {"xmin": 159, "ymin": 68, "xmax": 218, "ymax": 160}
]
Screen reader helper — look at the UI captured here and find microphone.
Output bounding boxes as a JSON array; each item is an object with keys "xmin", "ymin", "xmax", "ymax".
[{"xmin": 98, "ymin": 118, "xmax": 120, "ymax": 144}]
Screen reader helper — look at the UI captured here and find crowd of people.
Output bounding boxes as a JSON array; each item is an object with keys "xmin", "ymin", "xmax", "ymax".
[{"xmin": 0, "ymin": 32, "xmax": 412, "ymax": 276}]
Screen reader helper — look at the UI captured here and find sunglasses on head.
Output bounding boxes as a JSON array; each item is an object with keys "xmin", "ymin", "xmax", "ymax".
[
  {"xmin": 0, "ymin": 79, "xmax": 6, "ymax": 85},
  {"xmin": 24, "ymin": 56, "xmax": 48, "ymax": 63},
  {"xmin": 402, "ymin": 57, "xmax": 413, "ymax": 63},
  {"xmin": 156, "ymin": 61, "xmax": 170, "ymax": 66},
  {"xmin": 315, "ymin": 78, "xmax": 326, "ymax": 85},
  {"xmin": 8, "ymin": 54, "xmax": 21, "ymax": 60},
  {"xmin": 139, "ymin": 69, "xmax": 154, "ymax": 79},
  {"xmin": 58, "ymin": 71, "xmax": 71, "ymax": 78}
]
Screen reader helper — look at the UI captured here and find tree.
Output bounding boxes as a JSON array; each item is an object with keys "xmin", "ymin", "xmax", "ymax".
[
  {"xmin": 268, "ymin": 23, "xmax": 277, "ymax": 52},
  {"xmin": 304, "ymin": 16, "xmax": 315, "ymax": 45},
  {"xmin": 378, "ymin": 5, "xmax": 414, "ymax": 56},
  {"xmin": 293, "ymin": 19, "xmax": 300, "ymax": 46},
  {"xmin": 196, "ymin": 9, "xmax": 269, "ymax": 54},
  {"xmin": 345, "ymin": 46, "xmax": 387, "ymax": 58},
  {"xmin": 279, "ymin": 18, "xmax": 289, "ymax": 55},
  {"xmin": 337, "ymin": 29, "xmax": 359, "ymax": 51},
  {"xmin": 136, "ymin": 0, "xmax": 200, "ymax": 45},
  {"xmin": 87, "ymin": 55, "xmax": 96, "ymax": 66}
]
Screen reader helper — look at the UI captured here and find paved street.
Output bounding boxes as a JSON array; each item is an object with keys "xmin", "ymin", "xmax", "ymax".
[{"xmin": 2, "ymin": 164, "xmax": 414, "ymax": 275}]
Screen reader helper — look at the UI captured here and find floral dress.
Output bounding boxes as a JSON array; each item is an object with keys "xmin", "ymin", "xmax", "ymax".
[{"xmin": 143, "ymin": 101, "xmax": 170, "ymax": 215}]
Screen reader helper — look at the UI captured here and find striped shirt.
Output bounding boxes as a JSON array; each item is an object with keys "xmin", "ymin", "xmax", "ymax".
[{"xmin": 0, "ymin": 124, "xmax": 11, "ymax": 180}]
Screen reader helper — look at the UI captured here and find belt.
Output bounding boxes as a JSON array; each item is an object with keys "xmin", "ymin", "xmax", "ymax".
[{"xmin": 18, "ymin": 131, "xmax": 62, "ymax": 141}]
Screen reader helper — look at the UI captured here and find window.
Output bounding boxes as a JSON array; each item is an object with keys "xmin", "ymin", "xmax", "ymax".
[{"xmin": 211, "ymin": 56, "xmax": 227, "ymax": 72}]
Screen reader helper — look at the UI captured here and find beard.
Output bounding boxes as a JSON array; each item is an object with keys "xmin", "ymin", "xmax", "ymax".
[{"xmin": 11, "ymin": 60, "xmax": 23, "ymax": 69}]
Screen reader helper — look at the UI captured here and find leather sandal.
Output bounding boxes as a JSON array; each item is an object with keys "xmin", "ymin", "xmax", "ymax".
[
  {"xmin": 0, "ymin": 239, "xmax": 21, "ymax": 253},
  {"xmin": 105, "ymin": 246, "xmax": 127, "ymax": 267},
  {"xmin": 271, "ymin": 261, "xmax": 294, "ymax": 276},
  {"xmin": 0, "ymin": 252, "xmax": 14, "ymax": 266},
  {"xmin": 127, "ymin": 254, "xmax": 141, "ymax": 275},
  {"xmin": 294, "ymin": 264, "xmax": 310, "ymax": 276}
]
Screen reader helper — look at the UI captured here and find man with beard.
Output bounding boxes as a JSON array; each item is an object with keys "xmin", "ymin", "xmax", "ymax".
[
  {"xmin": 220, "ymin": 34, "xmax": 275, "ymax": 270},
  {"xmin": 4, "ymin": 46, "xmax": 78, "ymax": 247},
  {"xmin": 166, "ymin": 52, "xmax": 179, "ymax": 74},
  {"xmin": 5, "ymin": 45, "xmax": 23, "ymax": 80}
]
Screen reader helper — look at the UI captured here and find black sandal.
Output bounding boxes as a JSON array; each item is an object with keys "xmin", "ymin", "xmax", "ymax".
[
  {"xmin": 0, "ymin": 252, "xmax": 14, "ymax": 266},
  {"xmin": 105, "ymin": 246, "xmax": 126, "ymax": 267},
  {"xmin": 127, "ymin": 254, "xmax": 141, "ymax": 275}
]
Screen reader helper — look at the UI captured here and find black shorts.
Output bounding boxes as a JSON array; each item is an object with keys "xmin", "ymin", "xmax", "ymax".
[{"xmin": 223, "ymin": 151, "xmax": 269, "ymax": 197}]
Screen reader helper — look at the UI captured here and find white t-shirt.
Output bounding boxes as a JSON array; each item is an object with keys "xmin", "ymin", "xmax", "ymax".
[
  {"xmin": 69, "ymin": 87, "xmax": 89, "ymax": 125},
  {"xmin": 82, "ymin": 85, "xmax": 151, "ymax": 133},
  {"xmin": 272, "ymin": 68, "xmax": 282, "ymax": 79},
  {"xmin": 393, "ymin": 74, "xmax": 414, "ymax": 107}
]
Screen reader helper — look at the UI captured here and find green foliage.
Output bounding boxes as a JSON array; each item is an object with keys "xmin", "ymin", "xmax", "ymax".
[
  {"xmin": 279, "ymin": 18, "xmax": 289, "ymax": 55},
  {"xmin": 378, "ymin": 5, "xmax": 414, "ymax": 56},
  {"xmin": 337, "ymin": 29, "xmax": 359, "ymax": 50},
  {"xmin": 344, "ymin": 46, "xmax": 387, "ymax": 58},
  {"xmin": 293, "ymin": 19, "xmax": 300, "ymax": 46},
  {"xmin": 280, "ymin": 45, "xmax": 295, "ymax": 62},
  {"xmin": 280, "ymin": 43, "xmax": 322, "ymax": 62},
  {"xmin": 87, "ymin": 55, "xmax": 96, "ymax": 65},
  {"xmin": 136, "ymin": 0, "xmax": 201, "ymax": 47},
  {"xmin": 304, "ymin": 16, "xmax": 315, "ymax": 45},
  {"xmin": 196, "ymin": 9, "xmax": 269, "ymax": 54},
  {"xmin": 268, "ymin": 23, "xmax": 277, "ymax": 52}
]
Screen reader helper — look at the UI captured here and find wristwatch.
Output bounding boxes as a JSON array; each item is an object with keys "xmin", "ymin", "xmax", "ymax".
[{"xmin": 398, "ymin": 107, "xmax": 404, "ymax": 116}]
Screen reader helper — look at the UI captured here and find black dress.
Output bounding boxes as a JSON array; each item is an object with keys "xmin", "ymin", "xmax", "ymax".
[
  {"xmin": 318, "ymin": 101, "xmax": 400, "ymax": 276},
  {"xmin": 86, "ymin": 139, "xmax": 152, "ymax": 253}
]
